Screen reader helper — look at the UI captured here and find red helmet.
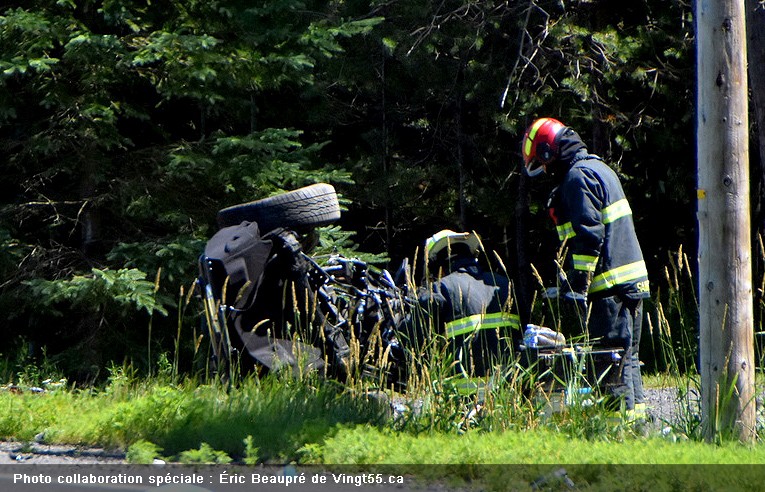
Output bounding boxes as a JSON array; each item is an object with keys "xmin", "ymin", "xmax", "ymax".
[{"xmin": 522, "ymin": 117, "xmax": 566, "ymax": 176}]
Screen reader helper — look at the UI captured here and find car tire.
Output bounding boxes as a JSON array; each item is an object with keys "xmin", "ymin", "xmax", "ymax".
[{"xmin": 216, "ymin": 183, "xmax": 341, "ymax": 230}]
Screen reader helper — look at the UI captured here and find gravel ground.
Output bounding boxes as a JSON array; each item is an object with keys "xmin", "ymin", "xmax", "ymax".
[
  {"xmin": 0, "ymin": 441, "xmax": 125, "ymax": 465},
  {"xmin": 643, "ymin": 386, "xmax": 700, "ymax": 434}
]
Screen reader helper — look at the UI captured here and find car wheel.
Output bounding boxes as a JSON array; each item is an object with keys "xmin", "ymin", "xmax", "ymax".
[{"xmin": 216, "ymin": 183, "xmax": 341, "ymax": 230}]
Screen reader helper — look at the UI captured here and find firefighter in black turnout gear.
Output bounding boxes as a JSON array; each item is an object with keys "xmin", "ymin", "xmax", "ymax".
[
  {"xmin": 522, "ymin": 117, "xmax": 650, "ymax": 413},
  {"xmin": 419, "ymin": 230, "xmax": 520, "ymax": 393}
]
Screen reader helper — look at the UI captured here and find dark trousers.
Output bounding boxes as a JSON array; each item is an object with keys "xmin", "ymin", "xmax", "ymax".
[{"xmin": 588, "ymin": 295, "xmax": 645, "ymax": 410}]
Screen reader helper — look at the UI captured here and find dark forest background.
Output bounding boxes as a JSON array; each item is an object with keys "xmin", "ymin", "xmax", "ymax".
[{"xmin": 2, "ymin": 0, "xmax": 764, "ymax": 380}]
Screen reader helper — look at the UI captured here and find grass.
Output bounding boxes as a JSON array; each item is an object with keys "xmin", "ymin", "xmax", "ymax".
[
  {"xmin": 0, "ymin": 351, "xmax": 763, "ymax": 492},
  {"xmin": 0, "ymin": 369, "xmax": 390, "ymax": 463},
  {"xmin": 319, "ymin": 425, "xmax": 765, "ymax": 464},
  {"xmin": 0, "ymin": 244, "xmax": 763, "ymax": 478},
  {"xmin": 0, "ymin": 365, "xmax": 756, "ymax": 465}
]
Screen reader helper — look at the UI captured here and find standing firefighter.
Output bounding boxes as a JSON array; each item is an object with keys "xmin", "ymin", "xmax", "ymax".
[
  {"xmin": 419, "ymin": 230, "xmax": 520, "ymax": 393},
  {"xmin": 522, "ymin": 117, "xmax": 650, "ymax": 413}
]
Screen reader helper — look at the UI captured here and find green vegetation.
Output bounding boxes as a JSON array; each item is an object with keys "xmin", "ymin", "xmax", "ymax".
[
  {"xmin": 0, "ymin": 243, "xmax": 759, "ymax": 468},
  {"xmin": 322, "ymin": 426, "xmax": 765, "ymax": 464},
  {"xmin": 0, "ymin": 0, "xmax": 705, "ymax": 380},
  {"xmin": 0, "ymin": 368, "xmax": 760, "ymax": 467},
  {"xmin": 0, "ymin": 234, "xmax": 757, "ymax": 474},
  {"xmin": 0, "ymin": 368, "xmax": 390, "ymax": 462},
  {"xmin": 2, "ymin": 1, "xmax": 765, "ymax": 482}
]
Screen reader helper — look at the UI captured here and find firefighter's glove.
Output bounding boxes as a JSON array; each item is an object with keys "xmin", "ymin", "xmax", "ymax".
[
  {"xmin": 544, "ymin": 286, "xmax": 586, "ymax": 303},
  {"xmin": 542, "ymin": 287, "xmax": 560, "ymax": 299},
  {"xmin": 564, "ymin": 270, "xmax": 592, "ymax": 295},
  {"xmin": 561, "ymin": 291, "xmax": 587, "ymax": 304},
  {"xmin": 562, "ymin": 290, "xmax": 588, "ymax": 316},
  {"xmin": 562, "ymin": 290, "xmax": 587, "ymax": 304}
]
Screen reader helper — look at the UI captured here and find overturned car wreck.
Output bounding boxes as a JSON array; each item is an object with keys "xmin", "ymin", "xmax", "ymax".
[{"xmin": 197, "ymin": 183, "xmax": 408, "ymax": 384}]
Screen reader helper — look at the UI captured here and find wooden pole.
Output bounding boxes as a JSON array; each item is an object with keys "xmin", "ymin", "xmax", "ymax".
[{"xmin": 696, "ymin": 0, "xmax": 755, "ymax": 442}]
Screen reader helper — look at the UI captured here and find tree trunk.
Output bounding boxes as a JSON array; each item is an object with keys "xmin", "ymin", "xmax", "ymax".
[
  {"xmin": 456, "ymin": 62, "xmax": 467, "ymax": 231},
  {"xmin": 746, "ymin": 1, "xmax": 765, "ymax": 230},
  {"xmin": 515, "ymin": 171, "xmax": 532, "ymax": 324},
  {"xmin": 696, "ymin": 0, "xmax": 755, "ymax": 442},
  {"xmin": 746, "ymin": 0, "xmax": 765, "ymax": 323},
  {"xmin": 79, "ymin": 158, "xmax": 102, "ymax": 258},
  {"xmin": 381, "ymin": 45, "xmax": 392, "ymax": 254}
]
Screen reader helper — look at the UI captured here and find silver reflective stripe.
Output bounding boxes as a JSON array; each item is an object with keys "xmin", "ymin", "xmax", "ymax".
[
  {"xmin": 445, "ymin": 312, "xmax": 520, "ymax": 339},
  {"xmin": 590, "ymin": 260, "xmax": 648, "ymax": 293}
]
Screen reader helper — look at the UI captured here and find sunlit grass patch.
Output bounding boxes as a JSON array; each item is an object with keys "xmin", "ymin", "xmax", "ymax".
[
  {"xmin": 319, "ymin": 425, "xmax": 765, "ymax": 464},
  {"xmin": 0, "ymin": 372, "xmax": 390, "ymax": 462}
]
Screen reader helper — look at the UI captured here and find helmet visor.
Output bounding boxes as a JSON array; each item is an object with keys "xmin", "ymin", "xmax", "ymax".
[{"xmin": 524, "ymin": 158, "xmax": 545, "ymax": 177}]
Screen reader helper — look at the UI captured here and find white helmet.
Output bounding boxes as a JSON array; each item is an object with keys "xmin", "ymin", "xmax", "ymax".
[{"xmin": 424, "ymin": 230, "xmax": 482, "ymax": 262}]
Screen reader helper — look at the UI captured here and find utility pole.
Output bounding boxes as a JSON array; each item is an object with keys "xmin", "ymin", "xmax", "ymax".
[{"xmin": 696, "ymin": 0, "xmax": 755, "ymax": 442}]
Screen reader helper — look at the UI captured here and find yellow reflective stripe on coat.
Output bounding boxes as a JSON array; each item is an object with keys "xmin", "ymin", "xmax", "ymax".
[
  {"xmin": 589, "ymin": 260, "xmax": 648, "ymax": 293},
  {"xmin": 557, "ymin": 199, "xmax": 631, "ymax": 242},
  {"xmin": 573, "ymin": 254, "xmax": 598, "ymax": 272},
  {"xmin": 556, "ymin": 222, "xmax": 575, "ymax": 241},
  {"xmin": 602, "ymin": 198, "xmax": 632, "ymax": 224},
  {"xmin": 445, "ymin": 312, "xmax": 520, "ymax": 339}
]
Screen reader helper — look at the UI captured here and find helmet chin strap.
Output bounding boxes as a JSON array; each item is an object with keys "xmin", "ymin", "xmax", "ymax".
[{"xmin": 525, "ymin": 161, "xmax": 545, "ymax": 177}]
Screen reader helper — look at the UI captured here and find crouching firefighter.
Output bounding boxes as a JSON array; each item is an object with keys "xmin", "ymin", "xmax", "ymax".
[
  {"xmin": 522, "ymin": 117, "xmax": 650, "ymax": 413},
  {"xmin": 416, "ymin": 230, "xmax": 521, "ymax": 395}
]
